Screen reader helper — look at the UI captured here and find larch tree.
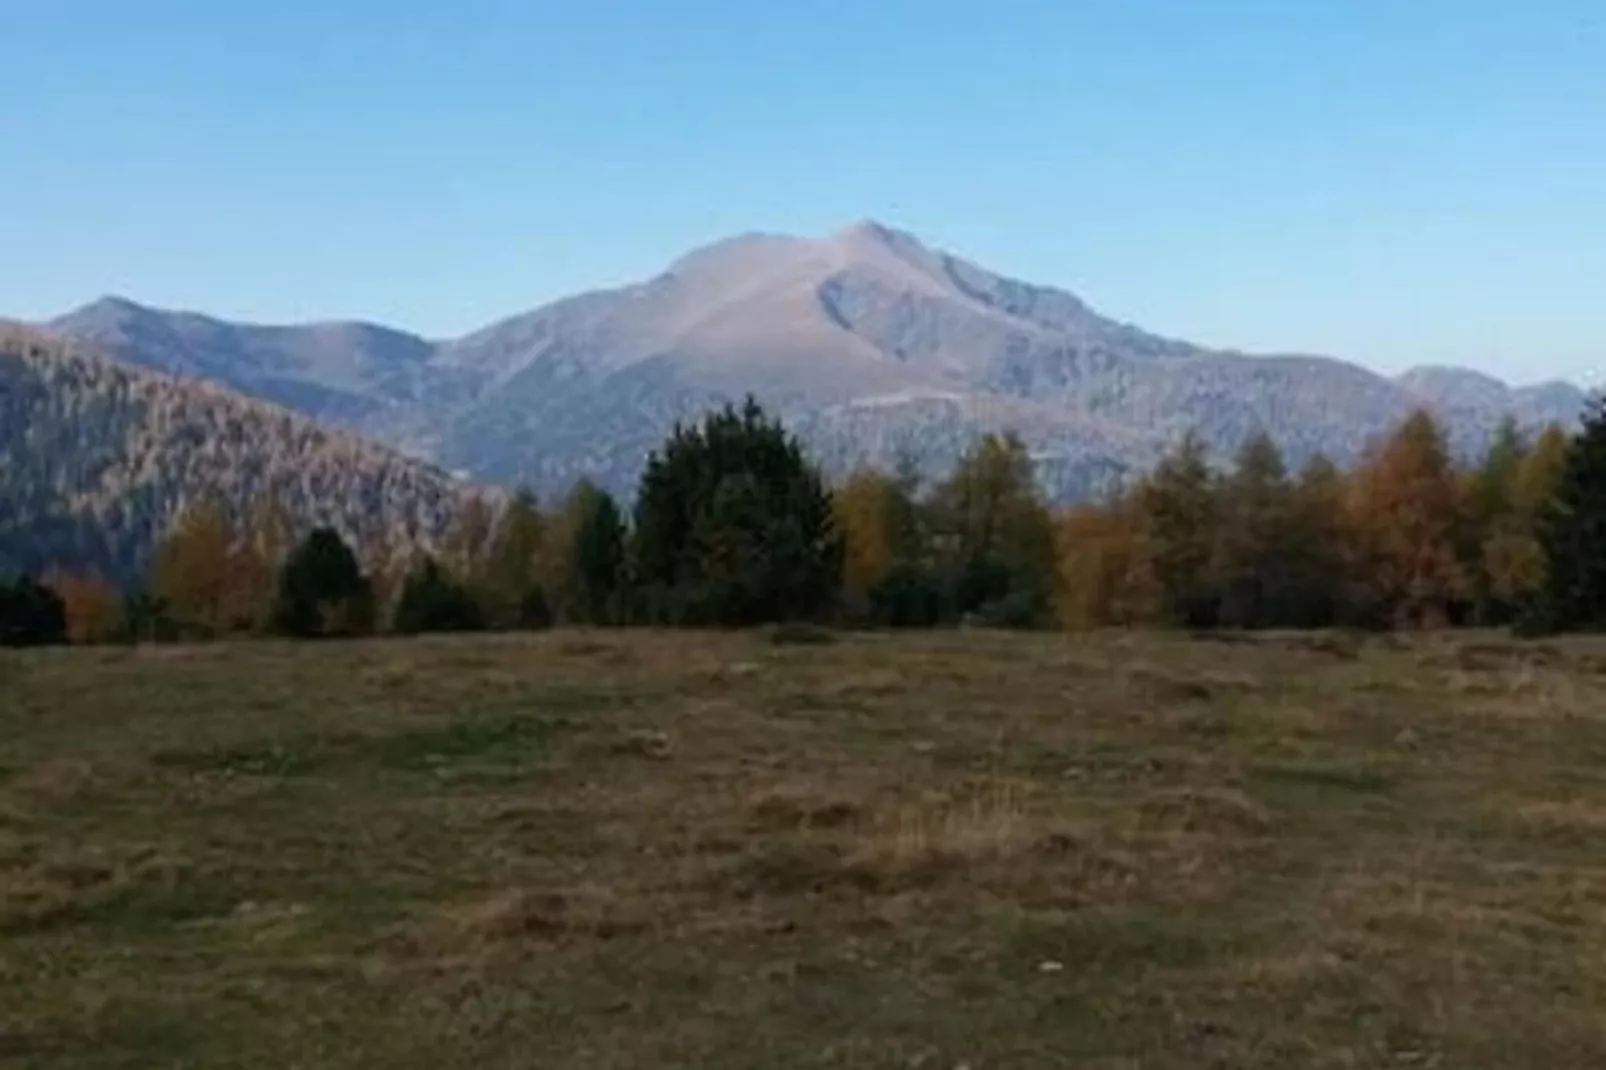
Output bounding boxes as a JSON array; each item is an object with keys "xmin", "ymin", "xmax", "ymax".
[
  {"xmin": 442, "ymin": 493, "xmax": 497, "ymax": 597},
  {"xmin": 928, "ymin": 432, "xmax": 1057, "ymax": 624},
  {"xmin": 40, "ymin": 567, "xmax": 122, "ymax": 645},
  {"xmin": 834, "ymin": 466, "xmax": 928, "ymax": 618},
  {"xmin": 1464, "ymin": 418, "xmax": 1533, "ymax": 623},
  {"xmin": 233, "ymin": 493, "xmax": 296, "ymax": 632},
  {"xmin": 1055, "ymin": 494, "xmax": 1158, "ymax": 629},
  {"xmin": 149, "ymin": 498, "xmax": 236, "ymax": 637},
  {"xmin": 484, "ymin": 489, "xmax": 548, "ymax": 628},
  {"xmin": 1347, "ymin": 409, "xmax": 1467, "ymax": 628}
]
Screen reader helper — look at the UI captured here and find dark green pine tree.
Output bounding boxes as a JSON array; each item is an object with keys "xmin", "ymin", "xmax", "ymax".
[
  {"xmin": 1211, "ymin": 431, "xmax": 1293, "ymax": 629},
  {"xmin": 1535, "ymin": 395, "xmax": 1606, "ymax": 631},
  {"xmin": 392, "ymin": 556, "xmax": 486, "ymax": 635},
  {"xmin": 1137, "ymin": 431, "xmax": 1222, "ymax": 628},
  {"xmin": 271, "ymin": 527, "xmax": 373, "ymax": 638},
  {"xmin": 563, "ymin": 480, "xmax": 627, "ymax": 625},
  {"xmin": 630, "ymin": 396, "xmax": 841, "ymax": 626}
]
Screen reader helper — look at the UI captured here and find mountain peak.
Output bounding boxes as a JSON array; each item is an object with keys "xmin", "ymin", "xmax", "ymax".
[
  {"xmin": 77, "ymin": 294, "xmax": 148, "ymax": 317},
  {"xmin": 828, "ymin": 218, "xmax": 925, "ymax": 255}
]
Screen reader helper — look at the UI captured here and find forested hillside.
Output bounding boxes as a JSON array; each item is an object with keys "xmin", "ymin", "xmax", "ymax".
[{"xmin": 0, "ymin": 326, "xmax": 476, "ymax": 583}]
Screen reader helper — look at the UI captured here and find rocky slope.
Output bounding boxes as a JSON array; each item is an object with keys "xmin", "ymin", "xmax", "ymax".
[{"xmin": 43, "ymin": 221, "xmax": 1588, "ymax": 501}]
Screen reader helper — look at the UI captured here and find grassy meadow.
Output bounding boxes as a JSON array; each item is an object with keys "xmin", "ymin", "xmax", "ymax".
[{"xmin": 4, "ymin": 627, "xmax": 1606, "ymax": 1068}]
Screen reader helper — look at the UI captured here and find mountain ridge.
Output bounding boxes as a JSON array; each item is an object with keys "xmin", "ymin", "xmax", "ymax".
[{"xmin": 38, "ymin": 221, "xmax": 1590, "ymax": 501}]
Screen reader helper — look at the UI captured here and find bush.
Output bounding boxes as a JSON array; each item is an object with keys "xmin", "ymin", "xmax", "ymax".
[
  {"xmin": 869, "ymin": 562, "xmax": 947, "ymax": 628},
  {"xmin": 971, "ymin": 589, "xmax": 1051, "ymax": 630},
  {"xmin": 392, "ymin": 557, "xmax": 486, "ymax": 635},
  {"xmin": 0, "ymin": 575, "xmax": 68, "ymax": 647},
  {"xmin": 517, "ymin": 587, "xmax": 554, "ymax": 631},
  {"xmin": 768, "ymin": 622, "xmax": 838, "ymax": 646}
]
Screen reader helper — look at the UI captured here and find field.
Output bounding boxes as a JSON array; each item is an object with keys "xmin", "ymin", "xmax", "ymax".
[{"xmin": 5, "ymin": 628, "xmax": 1606, "ymax": 1068}]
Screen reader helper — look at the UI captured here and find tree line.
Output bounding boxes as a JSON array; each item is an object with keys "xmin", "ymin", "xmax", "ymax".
[{"xmin": 6, "ymin": 392, "xmax": 1606, "ymax": 646}]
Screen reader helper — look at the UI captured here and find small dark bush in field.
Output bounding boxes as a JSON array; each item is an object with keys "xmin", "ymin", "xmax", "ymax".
[
  {"xmin": 517, "ymin": 587, "xmax": 554, "ymax": 631},
  {"xmin": 971, "ymin": 590, "xmax": 1051, "ymax": 630},
  {"xmin": 869, "ymin": 562, "xmax": 946, "ymax": 629},
  {"xmin": 0, "ymin": 575, "xmax": 68, "ymax": 647},
  {"xmin": 392, "ymin": 557, "xmax": 485, "ymax": 635},
  {"xmin": 768, "ymin": 622, "xmax": 837, "ymax": 646}
]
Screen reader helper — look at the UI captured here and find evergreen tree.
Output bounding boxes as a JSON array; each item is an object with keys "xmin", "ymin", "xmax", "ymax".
[
  {"xmin": 1283, "ymin": 453, "xmax": 1354, "ymax": 628},
  {"xmin": 1136, "ymin": 431, "xmax": 1221, "ymax": 627},
  {"xmin": 117, "ymin": 590, "xmax": 178, "ymax": 644},
  {"xmin": 0, "ymin": 575, "xmax": 68, "ymax": 647},
  {"xmin": 271, "ymin": 527, "xmax": 373, "ymax": 638},
  {"xmin": 560, "ymin": 480, "xmax": 626, "ymax": 625},
  {"xmin": 392, "ymin": 556, "xmax": 486, "ymax": 635},
  {"xmin": 1211, "ymin": 432, "xmax": 1295, "ymax": 628},
  {"xmin": 630, "ymin": 397, "xmax": 840, "ymax": 626},
  {"xmin": 1537, "ymin": 396, "xmax": 1606, "ymax": 631}
]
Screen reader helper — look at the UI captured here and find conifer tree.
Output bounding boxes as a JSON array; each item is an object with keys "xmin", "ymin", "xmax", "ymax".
[
  {"xmin": 149, "ymin": 498, "xmax": 235, "ymax": 637},
  {"xmin": 271, "ymin": 527, "xmax": 373, "ymax": 639},
  {"xmin": 834, "ymin": 465, "xmax": 930, "ymax": 622},
  {"xmin": 1347, "ymin": 410, "xmax": 1467, "ymax": 628},
  {"xmin": 1283, "ymin": 453, "xmax": 1354, "ymax": 628},
  {"xmin": 0, "ymin": 575, "xmax": 69, "ymax": 647},
  {"xmin": 1055, "ymin": 495, "xmax": 1158, "ymax": 629},
  {"xmin": 1136, "ymin": 431, "xmax": 1221, "ymax": 627},
  {"xmin": 1537, "ymin": 397, "xmax": 1606, "ymax": 631},
  {"xmin": 40, "ymin": 567, "xmax": 122, "ymax": 644},
  {"xmin": 483, "ymin": 489, "xmax": 547, "ymax": 628},
  {"xmin": 1464, "ymin": 418, "xmax": 1532, "ymax": 624},
  {"xmin": 1211, "ymin": 432, "xmax": 1294, "ymax": 628},
  {"xmin": 392, "ymin": 555, "xmax": 486, "ymax": 635},
  {"xmin": 560, "ymin": 480, "xmax": 626, "ymax": 625},
  {"xmin": 631, "ymin": 397, "xmax": 840, "ymax": 626},
  {"xmin": 928, "ymin": 432, "xmax": 1057, "ymax": 625}
]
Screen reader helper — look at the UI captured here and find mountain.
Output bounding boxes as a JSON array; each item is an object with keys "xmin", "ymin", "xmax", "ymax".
[
  {"xmin": 0, "ymin": 325, "xmax": 476, "ymax": 582},
  {"xmin": 41, "ymin": 221, "xmax": 1590, "ymax": 501}
]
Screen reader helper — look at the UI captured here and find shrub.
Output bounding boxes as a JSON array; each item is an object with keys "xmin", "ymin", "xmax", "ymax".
[{"xmin": 392, "ymin": 557, "xmax": 486, "ymax": 635}]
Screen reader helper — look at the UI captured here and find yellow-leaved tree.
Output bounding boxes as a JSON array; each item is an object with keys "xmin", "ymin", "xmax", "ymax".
[{"xmin": 1347, "ymin": 409, "xmax": 1467, "ymax": 628}]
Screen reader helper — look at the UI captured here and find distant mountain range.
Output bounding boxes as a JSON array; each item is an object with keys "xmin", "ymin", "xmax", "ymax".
[
  {"xmin": 37, "ymin": 221, "xmax": 1589, "ymax": 503},
  {"xmin": 0, "ymin": 326, "xmax": 474, "ymax": 582}
]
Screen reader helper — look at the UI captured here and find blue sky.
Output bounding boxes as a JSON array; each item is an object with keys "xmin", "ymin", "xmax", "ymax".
[{"xmin": 3, "ymin": 0, "xmax": 1602, "ymax": 385}]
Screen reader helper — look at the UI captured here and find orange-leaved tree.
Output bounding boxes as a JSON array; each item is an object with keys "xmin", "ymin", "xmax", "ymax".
[{"xmin": 1347, "ymin": 409, "xmax": 1467, "ymax": 628}]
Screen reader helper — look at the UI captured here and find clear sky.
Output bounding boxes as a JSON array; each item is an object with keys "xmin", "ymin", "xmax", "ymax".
[{"xmin": 3, "ymin": 0, "xmax": 1602, "ymax": 385}]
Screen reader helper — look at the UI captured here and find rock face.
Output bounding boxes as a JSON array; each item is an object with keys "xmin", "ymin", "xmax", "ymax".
[{"xmin": 44, "ymin": 221, "xmax": 1586, "ymax": 501}]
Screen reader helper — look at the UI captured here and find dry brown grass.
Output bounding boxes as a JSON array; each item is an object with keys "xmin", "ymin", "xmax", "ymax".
[{"xmin": 4, "ymin": 627, "xmax": 1606, "ymax": 1068}]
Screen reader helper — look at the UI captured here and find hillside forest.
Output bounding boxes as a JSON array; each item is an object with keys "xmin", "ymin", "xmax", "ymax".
[{"xmin": 6, "ymin": 390, "xmax": 1606, "ymax": 647}]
